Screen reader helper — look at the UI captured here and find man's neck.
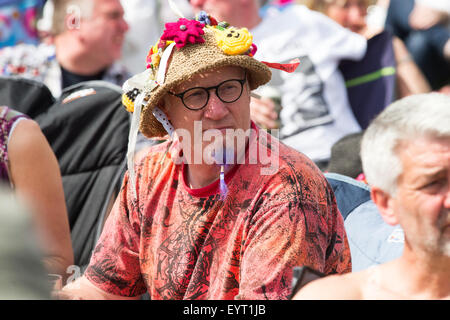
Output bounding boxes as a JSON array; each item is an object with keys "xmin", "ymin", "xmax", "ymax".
[
  {"xmin": 185, "ymin": 163, "xmax": 223, "ymax": 189},
  {"xmin": 54, "ymin": 36, "xmax": 109, "ymax": 76}
]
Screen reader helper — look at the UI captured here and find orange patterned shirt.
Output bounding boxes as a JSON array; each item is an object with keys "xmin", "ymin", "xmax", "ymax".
[{"xmin": 85, "ymin": 125, "xmax": 351, "ymax": 299}]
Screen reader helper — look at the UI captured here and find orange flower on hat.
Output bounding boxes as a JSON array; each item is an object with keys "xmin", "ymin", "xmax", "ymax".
[
  {"xmin": 146, "ymin": 40, "xmax": 174, "ymax": 70},
  {"xmin": 146, "ymin": 47, "xmax": 156, "ymax": 69}
]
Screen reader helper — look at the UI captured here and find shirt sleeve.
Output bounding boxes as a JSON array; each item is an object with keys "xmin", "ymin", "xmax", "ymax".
[
  {"xmin": 300, "ymin": 6, "xmax": 367, "ymax": 78},
  {"xmin": 84, "ymin": 172, "xmax": 147, "ymax": 297},
  {"xmin": 236, "ymin": 172, "xmax": 351, "ymax": 300}
]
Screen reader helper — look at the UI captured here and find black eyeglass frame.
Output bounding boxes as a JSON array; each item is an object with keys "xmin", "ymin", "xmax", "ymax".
[{"xmin": 168, "ymin": 72, "xmax": 248, "ymax": 111}]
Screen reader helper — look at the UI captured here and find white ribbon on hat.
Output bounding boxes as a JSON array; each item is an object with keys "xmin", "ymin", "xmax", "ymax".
[
  {"xmin": 122, "ymin": 68, "xmax": 152, "ymax": 92},
  {"xmin": 125, "ymin": 40, "xmax": 176, "ymax": 199},
  {"xmin": 127, "ymin": 92, "xmax": 145, "ymax": 199},
  {"xmin": 123, "ymin": 67, "xmax": 153, "ymax": 199},
  {"xmin": 152, "ymin": 107, "xmax": 175, "ymax": 139},
  {"xmin": 156, "ymin": 42, "xmax": 176, "ymax": 85}
]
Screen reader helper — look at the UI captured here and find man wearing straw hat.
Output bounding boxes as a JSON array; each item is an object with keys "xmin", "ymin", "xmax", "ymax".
[{"xmin": 60, "ymin": 13, "xmax": 350, "ymax": 300}]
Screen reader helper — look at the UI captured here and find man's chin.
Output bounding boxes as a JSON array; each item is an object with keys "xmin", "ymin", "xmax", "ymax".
[{"xmin": 110, "ymin": 46, "xmax": 124, "ymax": 61}]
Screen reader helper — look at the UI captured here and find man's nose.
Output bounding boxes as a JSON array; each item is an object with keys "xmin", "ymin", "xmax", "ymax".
[
  {"xmin": 120, "ymin": 17, "xmax": 129, "ymax": 33},
  {"xmin": 444, "ymin": 181, "xmax": 450, "ymax": 209},
  {"xmin": 348, "ymin": 6, "xmax": 365, "ymax": 26},
  {"xmin": 203, "ymin": 91, "xmax": 230, "ymax": 120}
]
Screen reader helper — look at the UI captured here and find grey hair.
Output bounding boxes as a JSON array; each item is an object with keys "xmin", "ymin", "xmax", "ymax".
[{"xmin": 361, "ymin": 93, "xmax": 450, "ymax": 195}]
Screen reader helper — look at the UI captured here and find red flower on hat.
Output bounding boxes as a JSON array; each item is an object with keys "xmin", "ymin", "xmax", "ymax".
[{"xmin": 160, "ymin": 18, "xmax": 205, "ymax": 48}]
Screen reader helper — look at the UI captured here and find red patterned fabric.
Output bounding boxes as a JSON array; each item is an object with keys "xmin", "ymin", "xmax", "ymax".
[{"xmin": 85, "ymin": 126, "xmax": 351, "ymax": 299}]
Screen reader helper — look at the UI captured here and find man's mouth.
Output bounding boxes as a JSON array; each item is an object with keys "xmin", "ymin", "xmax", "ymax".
[
  {"xmin": 440, "ymin": 214, "xmax": 450, "ymax": 234},
  {"xmin": 113, "ymin": 35, "xmax": 124, "ymax": 46}
]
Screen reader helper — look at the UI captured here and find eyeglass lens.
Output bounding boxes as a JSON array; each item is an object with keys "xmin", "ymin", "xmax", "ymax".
[{"xmin": 183, "ymin": 79, "xmax": 243, "ymax": 110}]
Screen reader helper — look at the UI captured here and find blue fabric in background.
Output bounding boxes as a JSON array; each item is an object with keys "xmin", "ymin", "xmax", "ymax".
[
  {"xmin": 325, "ymin": 173, "xmax": 404, "ymax": 272},
  {"xmin": 0, "ymin": 0, "xmax": 45, "ymax": 48}
]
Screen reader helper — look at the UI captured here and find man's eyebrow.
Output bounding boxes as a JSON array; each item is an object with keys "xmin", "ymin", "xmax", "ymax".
[{"xmin": 414, "ymin": 168, "xmax": 447, "ymax": 182}]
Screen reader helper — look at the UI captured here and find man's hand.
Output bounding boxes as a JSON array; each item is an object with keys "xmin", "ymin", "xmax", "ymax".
[
  {"xmin": 438, "ymin": 84, "xmax": 450, "ymax": 96},
  {"xmin": 250, "ymin": 96, "xmax": 281, "ymax": 130}
]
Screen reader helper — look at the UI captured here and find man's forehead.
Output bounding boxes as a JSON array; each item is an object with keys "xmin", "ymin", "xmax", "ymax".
[
  {"xmin": 399, "ymin": 135, "xmax": 450, "ymax": 152},
  {"xmin": 397, "ymin": 136, "xmax": 450, "ymax": 172},
  {"xmin": 93, "ymin": 0, "xmax": 124, "ymax": 13}
]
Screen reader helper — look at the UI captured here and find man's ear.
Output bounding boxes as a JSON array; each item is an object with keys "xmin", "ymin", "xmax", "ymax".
[
  {"xmin": 65, "ymin": 8, "xmax": 81, "ymax": 33},
  {"xmin": 371, "ymin": 187, "xmax": 399, "ymax": 226}
]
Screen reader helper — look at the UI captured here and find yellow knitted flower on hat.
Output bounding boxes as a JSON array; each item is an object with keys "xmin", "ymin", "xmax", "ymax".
[{"xmin": 213, "ymin": 26, "xmax": 253, "ymax": 55}]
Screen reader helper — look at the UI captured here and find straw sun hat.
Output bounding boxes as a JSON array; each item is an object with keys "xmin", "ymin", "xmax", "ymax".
[{"xmin": 121, "ymin": 12, "xmax": 272, "ymax": 139}]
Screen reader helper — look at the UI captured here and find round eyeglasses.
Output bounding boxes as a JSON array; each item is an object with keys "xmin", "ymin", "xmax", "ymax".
[{"xmin": 168, "ymin": 74, "xmax": 247, "ymax": 111}]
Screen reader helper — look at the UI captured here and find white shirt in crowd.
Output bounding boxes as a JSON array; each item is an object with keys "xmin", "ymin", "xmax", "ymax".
[{"xmin": 251, "ymin": 5, "xmax": 367, "ymax": 162}]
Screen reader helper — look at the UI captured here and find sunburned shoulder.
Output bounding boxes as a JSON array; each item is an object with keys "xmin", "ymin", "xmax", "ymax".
[{"xmin": 292, "ymin": 271, "xmax": 366, "ymax": 300}]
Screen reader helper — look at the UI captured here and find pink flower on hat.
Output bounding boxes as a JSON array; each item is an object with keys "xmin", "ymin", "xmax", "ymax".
[{"xmin": 160, "ymin": 18, "xmax": 205, "ymax": 49}]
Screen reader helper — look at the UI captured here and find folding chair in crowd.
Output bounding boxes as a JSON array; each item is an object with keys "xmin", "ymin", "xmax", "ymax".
[{"xmin": 325, "ymin": 173, "xmax": 404, "ymax": 272}]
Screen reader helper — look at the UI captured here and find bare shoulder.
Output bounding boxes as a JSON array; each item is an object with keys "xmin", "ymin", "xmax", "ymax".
[
  {"xmin": 8, "ymin": 118, "xmax": 59, "ymax": 181},
  {"xmin": 8, "ymin": 118, "xmax": 54, "ymax": 162},
  {"xmin": 8, "ymin": 118, "xmax": 46, "ymax": 149},
  {"xmin": 292, "ymin": 271, "xmax": 366, "ymax": 300}
]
